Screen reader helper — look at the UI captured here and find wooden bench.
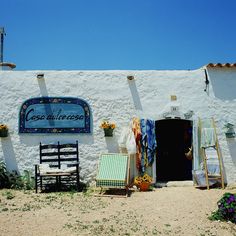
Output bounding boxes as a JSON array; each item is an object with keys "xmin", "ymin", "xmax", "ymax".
[{"xmin": 35, "ymin": 141, "xmax": 80, "ymax": 193}]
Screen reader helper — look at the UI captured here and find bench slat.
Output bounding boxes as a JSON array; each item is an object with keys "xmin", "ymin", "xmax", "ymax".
[
  {"xmin": 59, "ymin": 158, "xmax": 78, "ymax": 162},
  {"xmin": 59, "ymin": 151, "xmax": 78, "ymax": 155},
  {"xmin": 40, "ymin": 159, "xmax": 60, "ymax": 163},
  {"xmin": 59, "ymin": 144, "xmax": 77, "ymax": 148},
  {"xmin": 40, "ymin": 144, "xmax": 59, "ymax": 149},
  {"xmin": 40, "ymin": 158, "xmax": 78, "ymax": 162},
  {"xmin": 41, "ymin": 152, "xmax": 78, "ymax": 156},
  {"xmin": 40, "ymin": 152, "xmax": 59, "ymax": 157}
]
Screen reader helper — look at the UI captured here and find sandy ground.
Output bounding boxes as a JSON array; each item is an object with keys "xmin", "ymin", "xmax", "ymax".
[{"xmin": 0, "ymin": 186, "xmax": 236, "ymax": 236}]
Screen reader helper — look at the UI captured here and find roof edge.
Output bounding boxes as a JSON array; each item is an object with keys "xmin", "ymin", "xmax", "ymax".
[
  {"xmin": 0, "ymin": 62, "xmax": 16, "ymax": 69},
  {"xmin": 207, "ymin": 63, "xmax": 236, "ymax": 68}
]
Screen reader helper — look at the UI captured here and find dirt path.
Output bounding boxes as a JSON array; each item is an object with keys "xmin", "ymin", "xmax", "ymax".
[{"xmin": 0, "ymin": 187, "xmax": 236, "ymax": 236}]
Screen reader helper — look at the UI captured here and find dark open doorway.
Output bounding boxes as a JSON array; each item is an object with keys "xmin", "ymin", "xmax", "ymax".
[{"xmin": 155, "ymin": 119, "xmax": 192, "ymax": 181}]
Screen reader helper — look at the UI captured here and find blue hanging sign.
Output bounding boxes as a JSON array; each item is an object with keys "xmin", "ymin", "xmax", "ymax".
[{"xmin": 19, "ymin": 97, "xmax": 92, "ymax": 134}]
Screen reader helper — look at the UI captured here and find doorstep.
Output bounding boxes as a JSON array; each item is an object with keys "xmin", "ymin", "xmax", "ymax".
[{"xmin": 155, "ymin": 181, "xmax": 194, "ymax": 188}]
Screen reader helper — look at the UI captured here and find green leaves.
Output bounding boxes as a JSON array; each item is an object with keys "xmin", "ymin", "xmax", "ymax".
[
  {"xmin": 209, "ymin": 192, "xmax": 236, "ymax": 224},
  {"xmin": 0, "ymin": 161, "xmax": 34, "ymax": 190}
]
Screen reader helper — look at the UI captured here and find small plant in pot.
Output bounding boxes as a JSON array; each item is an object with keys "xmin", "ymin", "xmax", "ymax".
[
  {"xmin": 134, "ymin": 173, "xmax": 153, "ymax": 191},
  {"xmin": 100, "ymin": 120, "xmax": 116, "ymax": 137},
  {"xmin": 0, "ymin": 124, "xmax": 8, "ymax": 137}
]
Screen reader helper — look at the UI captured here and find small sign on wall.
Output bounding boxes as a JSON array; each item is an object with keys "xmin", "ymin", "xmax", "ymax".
[{"xmin": 19, "ymin": 97, "xmax": 92, "ymax": 134}]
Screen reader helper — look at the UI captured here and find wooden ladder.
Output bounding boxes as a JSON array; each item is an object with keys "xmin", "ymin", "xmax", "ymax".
[{"xmin": 199, "ymin": 118, "xmax": 225, "ymax": 189}]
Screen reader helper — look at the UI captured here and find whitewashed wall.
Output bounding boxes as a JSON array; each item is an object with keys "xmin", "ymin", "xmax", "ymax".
[{"xmin": 0, "ymin": 68, "xmax": 236, "ymax": 184}]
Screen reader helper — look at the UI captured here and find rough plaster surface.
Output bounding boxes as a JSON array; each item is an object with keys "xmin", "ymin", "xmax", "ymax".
[{"xmin": 0, "ymin": 68, "xmax": 236, "ymax": 184}]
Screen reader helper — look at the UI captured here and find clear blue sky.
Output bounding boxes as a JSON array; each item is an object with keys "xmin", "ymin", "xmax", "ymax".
[{"xmin": 1, "ymin": 0, "xmax": 236, "ymax": 70}]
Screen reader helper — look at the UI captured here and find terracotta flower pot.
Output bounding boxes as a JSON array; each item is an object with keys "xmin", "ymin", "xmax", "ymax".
[{"xmin": 139, "ymin": 182, "xmax": 150, "ymax": 191}]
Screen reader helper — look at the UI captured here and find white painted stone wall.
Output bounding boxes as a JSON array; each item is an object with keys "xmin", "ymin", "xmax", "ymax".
[{"xmin": 0, "ymin": 68, "xmax": 236, "ymax": 184}]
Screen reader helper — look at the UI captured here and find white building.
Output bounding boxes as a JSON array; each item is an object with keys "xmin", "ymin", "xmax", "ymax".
[{"xmin": 0, "ymin": 63, "xmax": 236, "ymax": 185}]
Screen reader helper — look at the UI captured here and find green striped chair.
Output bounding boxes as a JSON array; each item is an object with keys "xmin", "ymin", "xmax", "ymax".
[{"xmin": 96, "ymin": 153, "xmax": 130, "ymax": 196}]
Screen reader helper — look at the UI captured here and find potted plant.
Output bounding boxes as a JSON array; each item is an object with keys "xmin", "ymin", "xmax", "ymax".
[
  {"xmin": 100, "ymin": 120, "xmax": 116, "ymax": 137},
  {"xmin": 209, "ymin": 192, "xmax": 236, "ymax": 223},
  {"xmin": 134, "ymin": 173, "xmax": 152, "ymax": 191},
  {"xmin": 224, "ymin": 123, "xmax": 235, "ymax": 138},
  {"xmin": 0, "ymin": 124, "xmax": 8, "ymax": 137}
]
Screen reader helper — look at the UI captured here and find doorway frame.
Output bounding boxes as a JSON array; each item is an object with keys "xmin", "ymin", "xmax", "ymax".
[{"xmin": 153, "ymin": 117, "xmax": 195, "ymax": 183}]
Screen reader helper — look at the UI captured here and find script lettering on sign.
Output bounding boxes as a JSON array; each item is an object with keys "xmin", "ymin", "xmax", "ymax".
[{"xmin": 19, "ymin": 97, "xmax": 92, "ymax": 133}]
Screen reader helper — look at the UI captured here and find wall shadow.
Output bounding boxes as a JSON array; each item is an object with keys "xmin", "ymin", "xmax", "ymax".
[
  {"xmin": 37, "ymin": 78, "xmax": 49, "ymax": 96},
  {"xmin": 207, "ymin": 69, "xmax": 236, "ymax": 101},
  {"xmin": 218, "ymin": 145, "xmax": 228, "ymax": 184},
  {"xmin": 1, "ymin": 135, "xmax": 19, "ymax": 173},
  {"xmin": 128, "ymin": 80, "xmax": 143, "ymax": 111},
  {"xmin": 37, "ymin": 78, "xmax": 56, "ymax": 126},
  {"xmin": 226, "ymin": 138, "xmax": 236, "ymax": 167},
  {"xmin": 105, "ymin": 134, "xmax": 119, "ymax": 153}
]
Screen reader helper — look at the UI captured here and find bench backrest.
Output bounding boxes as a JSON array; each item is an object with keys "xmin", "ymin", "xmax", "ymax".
[{"xmin": 39, "ymin": 141, "xmax": 79, "ymax": 168}]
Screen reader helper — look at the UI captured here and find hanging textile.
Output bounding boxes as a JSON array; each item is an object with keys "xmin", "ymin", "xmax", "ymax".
[
  {"xmin": 126, "ymin": 130, "xmax": 137, "ymax": 154},
  {"xmin": 146, "ymin": 119, "xmax": 157, "ymax": 166},
  {"xmin": 140, "ymin": 119, "xmax": 157, "ymax": 173},
  {"xmin": 140, "ymin": 119, "xmax": 147, "ymax": 172},
  {"xmin": 132, "ymin": 117, "xmax": 142, "ymax": 170},
  {"xmin": 118, "ymin": 127, "xmax": 129, "ymax": 149},
  {"xmin": 201, "ymin": 128, "xmax": 216, "ymax": 148},
  {"xmin": 118, "ymin": 125, "xmax": 136, "ymax": 154}
]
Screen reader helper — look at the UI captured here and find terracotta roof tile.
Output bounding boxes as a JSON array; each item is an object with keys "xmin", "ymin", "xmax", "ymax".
[
  {"xmin": 0, "ymin": 62, "xmax": 16, "ymax": 69},
  {"xmin": 207, "ymin": 63, "xmax": 236, "ymax": 68}
]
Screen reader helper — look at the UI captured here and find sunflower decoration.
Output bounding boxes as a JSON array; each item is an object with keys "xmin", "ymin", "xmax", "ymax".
[
  {"xmin": 134, "ymin": 173, "xmax": 152, "ymax": 186},
  {"xmin": 99, "ymin": 120, "xmax": 116, "ymax": 130},
  {"xmin": 0, "ymin": 124, "xmax": 8, "ymax": 131}
]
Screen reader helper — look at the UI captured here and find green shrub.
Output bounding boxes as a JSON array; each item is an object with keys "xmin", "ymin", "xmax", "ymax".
[
  {"xmin": 0, "ymin": 161, "xmax": 34, "ymax": 190},
  {"xmin": 209, "ymin": 192, "xmax": 236, "ymax": 224},
  {"xmin": 9, "ymin": 170, "xmax": 35, "ymax": 190},
  {"xmin": 21, "ymin": 170, "xmax": 35, "ymax": 190},
  {"xmin": 8, "ymin": 171, "xmax": 24, "ymax": 189},
  {"xmin": 0, "ymin": 161, "xmax": 10, "ymax": 188}
]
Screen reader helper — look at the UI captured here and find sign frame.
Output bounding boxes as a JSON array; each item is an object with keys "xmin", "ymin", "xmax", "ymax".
[{"xmin": 19, "ymin": 97, "xmax": 92, "ymax": 134}]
